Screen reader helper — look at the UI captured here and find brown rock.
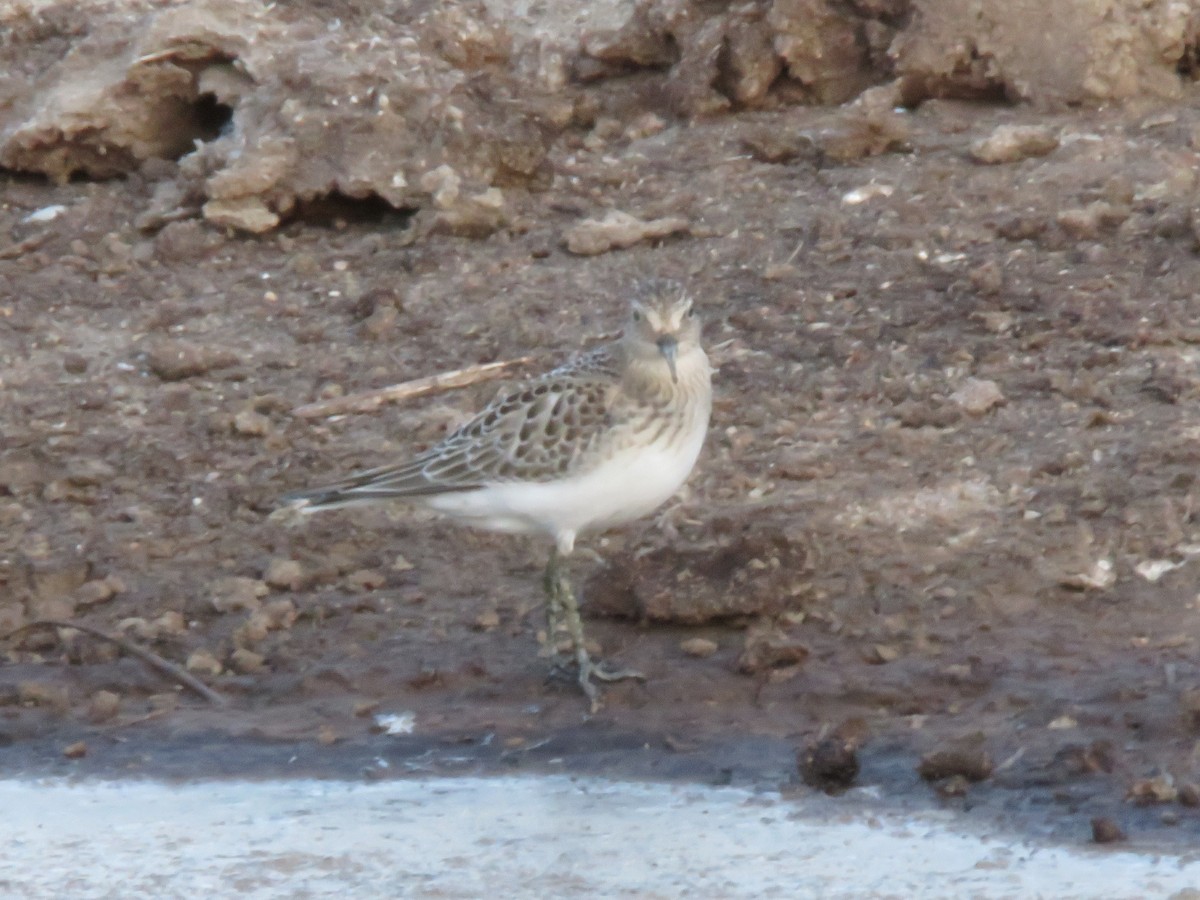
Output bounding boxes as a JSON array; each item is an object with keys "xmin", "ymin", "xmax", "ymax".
[
  {"xmin": 210, "ymin": 576, "xmax": 268, "ymax": 613},
  {"xmin": 894, "ymin": 2, "xmax": 1189, "ymax": 106},
  {"xmin": 186, "ymin": 649, "xmax": 223, "ymax": 677},
  {"xmin": 234, "ymin": 613, "xmax": 272, "ymax": 647},
  {"xmin": 1127, "ymin": 775, "xmax": 1178, "ymax": 805},
  {"xmin": 585, "ymin": 527, "xmax": 806, "ymax": 625},
  {"xmin": 63, "ymin": 741, "xmax": 88, "ymax": 759},
  {"xmin": 968, "ymin": 260, "xmax": 1004, "ymax": 296},
  {"xmin": 918, "ymin": 735, "xmax": 994, "ymax": 783},
  {"xmin": 264, "ymin": 558, "xmax": 306, "ymax": 591},
  {"xmin": 737, "ymin": 621, "xmax": 809, "ymax": 674},
  {"xmin": 1091, "ymin": 816, "xmax": 1127, "ymax": 844},
  {"xmin": 741, "ymin": 128, "xmax": 817, "ymax": 164},
  {"xmin": 865, "ymin": 643, "xmax": 901, "ymax": 664},
  {"xmin": 895, "ymin": 400, "xmax": 961, "ymax": 429},
  {"xmin": 346, "ymin": 569, "xmax": 387, "ymax": 591},
  {"xmin": 680, "ymin": 637, "xmax": 719, "ymax": 658},
  {"xmin": 950, "ymin": 378, "xmax": 1006, "ymax": 415},
  {"xmin": 262, "ymin": 599, "xmax": 298, "ymax": 630},
  {"xmin": 565, "ymin": 211, "xmax": 689, "ymax": 256},
  {"xmin": 799, "ymin": 720, "xmax": 868, "ymax": 793},
  {"xmin": 317, "ymin": 724, "xmax": 339, "ymax": 746},
  {"xmin": 353, "ymin": 699, "xmax": 382, "ymax": 718},
  {"xmin": 768, "ymin": 0, "xmax": 876, "ymax": 104},
  {"xmin": 1178, "ymin": 783, "xmax": 1200, "ymax": 808},
  {"xmin": 146, "ymin": 339, "xmax": 240, "ymax": 381},
  {"xmin": 723, "ymin": 11, "xmax": 782, "ymax": 105},
  {"xmin": 969, "ymin": 125, "xmax": 1059, "ymax": 164},
  {"xmin": 473, "ymin": 610, "xmax": 501, "ymax": 631},
  {"xmin": 230, "ymin": 647, "xmax": 267, "ymax": 674},
  {"xmin": 815, "ymin": 112, "xmax": 911, "ymax": 162},
  {"xmin": 1056, "ymin": 201, "xmax": 1130, "ymax": 239},
  {"xmin": 152, "ymin": 611, "xmax": 187, "ymax": 637},
  {"xmin": 232, "ymin": 409, "xmax": 273, "ymax": 437},
  {"xmin": 74, "ymin": 576, "xmax": 123, "ymax": 607},
  {"xmin": 88, "ymin": 690, "xmax": 122, "ymax": 724}
]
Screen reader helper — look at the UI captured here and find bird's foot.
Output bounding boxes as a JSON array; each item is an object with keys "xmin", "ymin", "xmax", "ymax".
[
  {"xmin": 544, "ymin": 654, "xmax": 645, "ymax": 713},
  {"xmin": 575, "ymin": 654, "xmax": 645, "ymax": 713},
  {"xmin": 542, "ymin": 545, "xmax": 643, "ymax": 712},
  {"xmin": 584, "ymin": 660, "xmax": 646, "ymax": 683}
]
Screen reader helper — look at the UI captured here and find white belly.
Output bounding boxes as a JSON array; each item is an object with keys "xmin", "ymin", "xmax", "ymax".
[{"xmin": 425, "ymin": 418, "xmax": 708, "ymax": 544}]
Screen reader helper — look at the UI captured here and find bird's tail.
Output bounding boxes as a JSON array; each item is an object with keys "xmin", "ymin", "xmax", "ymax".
[{"xmin": 277, "ymin": 460, "xmax": 478, "ymax": 518}]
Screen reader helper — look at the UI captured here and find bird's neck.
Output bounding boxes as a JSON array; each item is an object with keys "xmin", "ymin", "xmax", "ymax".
[{"xmin": 622, "ymin": 346, "xmax": 710, "ymax": 400}]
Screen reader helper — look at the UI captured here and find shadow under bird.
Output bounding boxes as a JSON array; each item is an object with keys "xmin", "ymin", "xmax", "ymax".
[{"xmin": 282, "ymin": 280, "xmax": 713, "ymax": 711}]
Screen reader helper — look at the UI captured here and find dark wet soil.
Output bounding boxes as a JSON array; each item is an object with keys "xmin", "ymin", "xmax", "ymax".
[{"xmin": 5, "ymin": 94, "xmax": 1200, "ymax": 848}]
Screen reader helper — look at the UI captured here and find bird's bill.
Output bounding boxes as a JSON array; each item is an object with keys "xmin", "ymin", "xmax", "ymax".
[{"xmin": 657, "ymin": 336, "xmax": 678, "ymax": 382}]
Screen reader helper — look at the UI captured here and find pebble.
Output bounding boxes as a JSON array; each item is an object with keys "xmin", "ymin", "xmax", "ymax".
[
  {"xmin": 918, "ymin": 738, "xmax": 994, "ymax": 783},
  {"xmin": 474, "ymin": 610, "xmax": 501, "ymax": 631},
  {"xmin": 233, "ymin": 409, "xmax": 273, "ymax": 436},
  {"xmin": 564, "ymin": 210, "xmax": 689, "ymax": 256},
  {"xmin": 1127, "ymin": 775, "xmax": 1177, "ymax": 805},
  {"xmin": 679, "ymin": 637, "xmax": 719, "ymax": 658},
  {"xmin": 210, "ymin": 576, "xmax": 269, "ymax": 613},
  {"xmin": 969, "ymin": 124, "xmax": 1059, "ymax": 164},
  {"xmin": 1091, "ymin": 816, "xmax": 1127, "ymax": 844},
  {"xmin": 346, "ymin": 569, "xmax": 387, "ymax": 591},
  {"xmin": 186, "ymin": 649, "xmax": 224, "ymax": 677},
  {"xmin": 230, "ymin": 647, "xmax": 267, "ymax": 674},
  {"xmin": 1056, "ymin": 201, "xmax": 1129, "ymax": 238},
  {"xmin": 950, "ymin": 378, "xmax": 1006, "ymax": 415},
  {"xmin": 88, "ymin": 690, "xmax": 122, "ymax": 723},
  {"xmin": 145, "ymin": 339, "xmax": 240, "ymax": 381},
  {"xmin": 799, "ymin": 736, "xmax": 860, "ymax": 792},
  {"xmin": 62, "ymin": 352, "xmax": 89, "ymax": 374},
  {"xmin": 75, "ymin": 576, "xmax": 124, "ymax": 607},
  {"xmin": 264, "ymin": 558, "xmax": 306, "ymax": 591}
]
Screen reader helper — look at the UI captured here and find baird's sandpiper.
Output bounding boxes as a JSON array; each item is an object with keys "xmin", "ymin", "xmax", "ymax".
[{"xmin": 283, "ymin": 280, "xmax": 712, "ymax": 710}]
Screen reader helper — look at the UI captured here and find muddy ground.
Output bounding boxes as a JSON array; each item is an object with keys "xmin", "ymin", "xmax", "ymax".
[{"xmin": 4, "ymin": 1, "xmax": 1200, "ymax": 852}]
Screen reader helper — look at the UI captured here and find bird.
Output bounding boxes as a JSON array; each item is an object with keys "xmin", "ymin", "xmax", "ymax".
[{"xmin": 282, "ymin": 279, "xmax": 713, "ymax": 710}]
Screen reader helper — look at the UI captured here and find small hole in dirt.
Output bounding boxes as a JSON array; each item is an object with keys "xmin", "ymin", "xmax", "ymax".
[
  {"xmin": 190, "ymin": 93, "xmax": 234, "ymax": 143},
  {"xmin": 294, "ymin": 192, "xmax": 415, "ymax": 227},
  {"xmin": 1177, "ymin": 45, "xmax": 1200, "ymax": 80}
]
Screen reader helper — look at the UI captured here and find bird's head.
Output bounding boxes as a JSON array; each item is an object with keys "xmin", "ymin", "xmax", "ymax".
[{"xmin": 624, "ymin": 280, "xmax": 701, "ymax": 383}]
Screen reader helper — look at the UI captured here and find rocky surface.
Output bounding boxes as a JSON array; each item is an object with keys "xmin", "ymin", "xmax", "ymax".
[{"xmin": 3, "ymin": 0, "xmax": 1200, "ymax": 846}]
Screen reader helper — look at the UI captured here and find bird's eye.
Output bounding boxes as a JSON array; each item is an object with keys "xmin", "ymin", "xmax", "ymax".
[
  {"xmin": 685, "ymin": 306, "xmax": 696, "ymax": 318},
  {"xmin": 632, "ymin": 310, "xmax": 642, "ymax": 322}
]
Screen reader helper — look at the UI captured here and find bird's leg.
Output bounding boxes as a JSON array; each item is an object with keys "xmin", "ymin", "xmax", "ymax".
[
  {"xmin": 550, "ymin": 549, "xmax": 644, "ymax": 713},
  {"xmin": 540, "ymin": 548, "xmax": 568, "ymax": 659}
]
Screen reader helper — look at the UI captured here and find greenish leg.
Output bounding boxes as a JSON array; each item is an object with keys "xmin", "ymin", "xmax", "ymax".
[
  {"xmin": 544, "ymin": 547, "xmax": 644, "ymax": 713},
  {"xmin": 541, "ymin": 549, "xmax": 569, "ymax": 659}
]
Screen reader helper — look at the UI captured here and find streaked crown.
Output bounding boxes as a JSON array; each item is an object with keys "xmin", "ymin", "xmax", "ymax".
[{"xmin": 626, "ymin": 279, "xmax": 700, "ymax": 347}]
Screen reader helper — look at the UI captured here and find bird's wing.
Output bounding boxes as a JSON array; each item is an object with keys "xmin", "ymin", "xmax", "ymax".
[{"xmin": 285, "ymin": 363, "xmax": 628, "ymax": 508}]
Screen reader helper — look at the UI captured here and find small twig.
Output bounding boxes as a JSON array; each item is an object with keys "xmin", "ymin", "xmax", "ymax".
[
  {"xmin": 2, "ymin": 619, "xmax": 228, "ymax": 707},
  {"xmin": 293, "ymin": 356, "xmax": 533, "ymax": 418}
]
